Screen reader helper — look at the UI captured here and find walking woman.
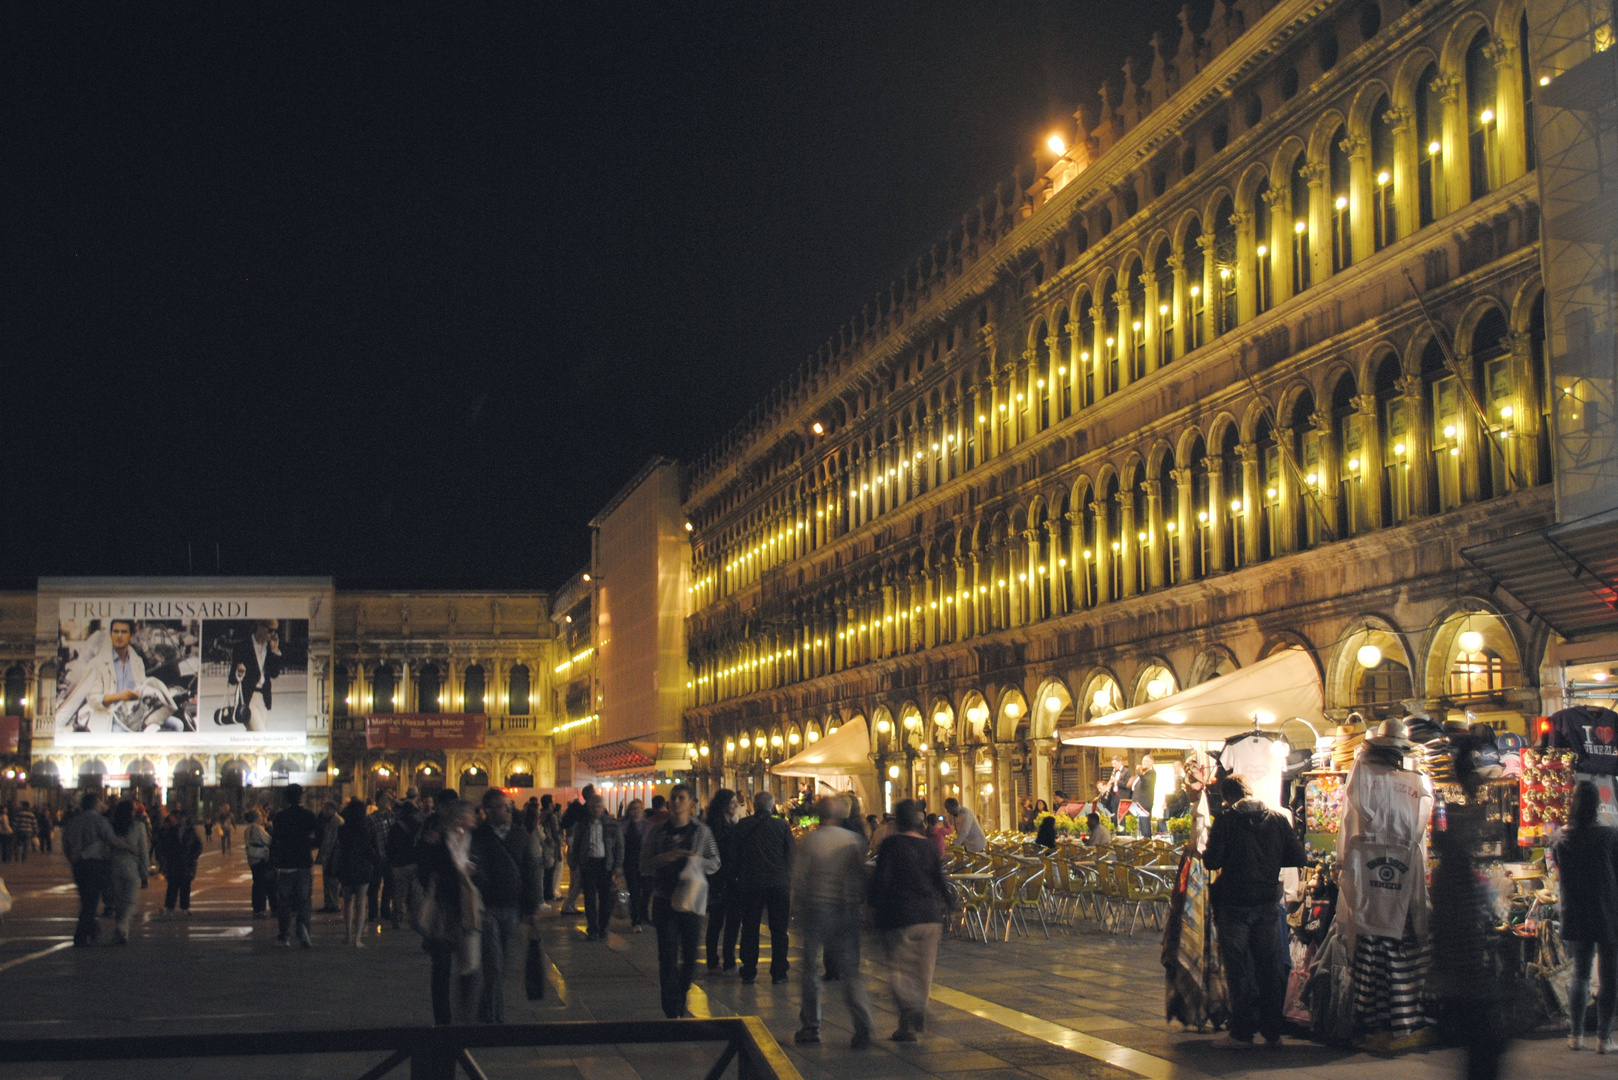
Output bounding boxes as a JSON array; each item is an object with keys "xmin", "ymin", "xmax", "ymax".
[
  {"xmin": 156, "ymin": 810, "xmax": 203, "ymax": 915},
  {"xmin": 1554, "ymin": 781, "xmax": 1618, "ymax": 1052},
  {"xmin": 703, "ymin": 788, "xmax": 741, "ymax": 970},
  {"xmin": 244, "ymin": 809, "xmax": 276, "ymax": 917},
  {"xmin": 335, "ymin": 798, "xmax": 380, "ymax": 947},
  {"xmin": 869, "ymin": 799, "xmax": 951, "ymax": 1041},
  {"xmin": 415, "ymin": 799, "xmax": 483, "ymax": 1024},
  {"xmin": 108, "ymin": 800, "xmax": 149, "ymax": 944}
]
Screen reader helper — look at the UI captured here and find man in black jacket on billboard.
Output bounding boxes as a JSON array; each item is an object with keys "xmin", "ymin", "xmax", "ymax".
[{"xmin": 1201, "ymin": 775, "xmax": 1306, "ymax": 1049}]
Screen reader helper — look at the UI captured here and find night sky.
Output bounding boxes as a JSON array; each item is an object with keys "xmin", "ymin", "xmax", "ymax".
[{"xmin": 6, "ymin": 1, "xmax": 1209, "ymax": 591}]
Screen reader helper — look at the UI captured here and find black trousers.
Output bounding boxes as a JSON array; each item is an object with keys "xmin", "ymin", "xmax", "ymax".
[
  {"xmin": 652, "ymin": 897, "xmax": 703, "ymax": 1018},
  {"xmin": 705, "ymin": 885, "xmax": 741, "ymax": 969},
  {"xmin": 1214, "ymin": 902, "xmax": 1284, "ymax": 1042},
  {"xmin": 164, "ymin": 874, "xmax": 193, "ymax": 911},
  {"xmin": 627, "ymin": 872, "xmax": 650, "ymax": 927},
  {"xmin": 736, "ymin": 884, "xmax": 790, "ymax": 981},
  {"xmin": 72, "ymin": 859, "xmax": 109, "ymax": 944},
  {"xmin": 250, "ymin": 861, "xmax": 276, "ymax": 913},
  {"xmin": 579, "ymin": 858, "xmax": 615, "ymax": 936}
]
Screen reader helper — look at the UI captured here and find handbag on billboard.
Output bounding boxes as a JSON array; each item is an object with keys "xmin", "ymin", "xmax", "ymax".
[{"xmin": 213, "ymin": 681, "xmax": 250, "ymax": 726}]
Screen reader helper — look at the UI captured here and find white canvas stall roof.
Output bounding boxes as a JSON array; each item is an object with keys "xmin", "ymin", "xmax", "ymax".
[
  {"xmin": 771, "ymin": 716, "xmax": 878, "ymax": 805},
  {"xmin": 1056, "ymin": 646, "xmax": 1325, "ymax": 749}
]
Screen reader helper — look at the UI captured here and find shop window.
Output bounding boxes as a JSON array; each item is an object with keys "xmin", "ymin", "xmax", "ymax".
[
  {"xmin": 1416, "ymin": 64, "xmax": 1443, "ymax": 226},
  {"xmin": 1466, "ymin": 31, "xmax": 1500, "ymax": 200},
  {"xmin": 509, "ymin": 665, "xmax": 531, "ymax": 715},
  {"xmin": 463, "ymin": 664, "xmax": 486, "ymax": 714},
  {"xmin": 1449, "ymin": 649, "xmax": 1510, "ymax": 697},
  {"xmin": 1372, "ymin": 97, "xmax": 1396, "ymax": 250},
  {"xmin": 372, "ymin": 665, "xmax": 396, "ymax": 712},
  {"xmin": 1252, "ymin": 177, "xmax": 1273, "ymax": 314}
]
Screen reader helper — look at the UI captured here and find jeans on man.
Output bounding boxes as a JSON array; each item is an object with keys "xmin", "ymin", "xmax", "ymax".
[
  {"xmin": 737, "ymin": 884, "xmax": 790, "ymax": 981},
  {"xmin": 71, "ymin": 859, "xmax": 109, "ymax": 945},
  {"xmin": 652, "ymin": 896, "xmax": 703, "ymax": 1018},
  {"xmin": 798, "ymin": 901, "xmax": 873, "ymax": 1036},
  {"xmin": 477, "ymin": 905, "xmax": 522, "ymax": 1023},
  {"xmin": 276, "ymin": 867, "xmax": 314, "ymax": 943},
  {"xmin": 1214, "ymin": 901, "xmax": 1284, "ymax": 1042},
  {"xmin": 579, "ymin": 857, "xmax": 615, "ymax": 937}
]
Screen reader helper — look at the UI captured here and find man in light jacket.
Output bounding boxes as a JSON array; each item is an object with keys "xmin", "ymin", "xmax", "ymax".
[
  {"xmin": 944, "ymin": 798, "xmax": 986, "ymax": 853},
  {"xmin": 567, "ymin": 794, "xmax": 624, "ymax": 940},
  {"xmin": 792, "ymin": 795, "xmax": 874, "ymax": 1047},
  {"xmin": 640, "ymin": 784, "xmax": 720, "ymax": 1018}
]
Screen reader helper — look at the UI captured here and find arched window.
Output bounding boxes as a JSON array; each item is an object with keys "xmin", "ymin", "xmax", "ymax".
[
  {"xmin": 1103, "ymin": 475, "xmax": 1123, "ymax": 599},
  {"xmin": 505, "ymin": 761, "xmax": 534, "ymax": 788},
  {"xmin": 1472, "ymin": 308, "xmax": 1513, "ymax": 498},
  {"xmin": 1152, "ymin": 241, "xmax": 1175, "ymax": 367},
  {"xmin": 1056, "ymin": 492, "xmax": 1074, "ymax": 610},
  {"xmin": 1126, "ymin": 260, "xmax": 1147, "ymax": 381},
  {"xmin": 1219, "ymin": 427, "xmax": 1246, "ymax": 567},
  {"xmin": 1357, "ymin": 656, "xmax": 1412, "ymax": 713},
  {"xmin": 1035, "ymin": 321, "xmax": 1051, "ymax": 430},
  {"xmin": 1188, "ymin": 435, "xmax": 1211, "ymax": 577},
  {"xmin": 1290, "ymin": 153, "xmax": 1312, "ymax": 293},
  {"xmin": 1213, "ymin": 196, "xmax": 1238, "ymax": 334},
  {"xmin": 1252, "ymin": 178, "xmax": 1273, "ymax": 314},
  {"xmin": 1332, "ymin": 375, "xmax": 1367, "ymax": 536},
  {"xmin": 3, "ymin": 665, "xmax": 25, "ymax": 716},
  {"xmin": 174, "ymin": 758, "xmax": 205, "ymax": 788},
  {"xmin": 508, "ymin": 664, "xmax": 531, "ymax": 715},
  {"xmin": 1100, "ymin": 275, "xmax": 1120, "ymax": 394},
  {"xmin": 372, "ymin": 664, "xmax": 396, "ymax": 712},
  {"xmin": 1054, "ymin": 306, "xmax": 1072, "ymax": 419},
  {"xmin": 1450, "ymin": 649, "xmax": 1509, "ymax": 697},
  {"xmin": 332, "ymin": 663, "xmax": 349, "ymax": 718},
  {"xmin": 1466, "ymin": 30, "xmax": 1499, "ymax": 200},
  {"xmin": 1131, "ymin": 470, "xmax": 1150, "ymax": 591},
  {"xmin": 1076, "ymin": 293, "xmax": 1096, "ymax": 406},
  {"xmin": 416, "ymin": 663, "xmax": 441, "ymax": 713},
  {"xmin": 463, "ymin": 664, "xmax": 486, "ymax": 714},
  {"xmin": 1423, "ymin": 339, "xmax": 1462, "ymax": 511},
  {"xmin": 1292, "ymin": 390, "xmax": 1323, "ymax": 548},
  {"xmin": 1183, "ymin": 219, "xmax": 1205, "ymax": 350},
  {"xmin": 1371, "ymin": 96, "xmax": 1396, "ymax": 249},
  {"xmin": 1255, "ymin": 416, "xmax": 1281, "ymax": 561},
  {"xmin": 1416, "ymin": 63, "xmax": 1443, "ymax": 225},
  {"xmin": 1158, "ymin": 453, "xmax": 1181, "ymax": 584},
  {"xmin": 1329, "ymin": 124, "xmax": 1352, "ymax": 272},
  {"xmin": 1378, "ymin": 354, "xmax": 1414, "ymax": 522}
]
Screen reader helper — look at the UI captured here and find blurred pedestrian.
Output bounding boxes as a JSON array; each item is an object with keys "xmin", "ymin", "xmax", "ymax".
[
  {"xmin": 270, "ymin": 784, "xmax": 322, "ymax": 948},
  {"xmin": 316, "ymin": 800, "xmax": 342, "ymax": 913},
  {"xmin": 641, "ymin": 783, "xmax": 720, "ymax": 1018},
  {"xmin": 537, "ymin": 793, "xmax": 563, "ymax": 903},
  {"xmin": 1554, "ymin": 780, "xmax": 1618, "ymax": 1053},
  {"xmin": 732, "ymin": 791, "xmax": 795, "ymax": 985},
  {"xmin": 11, "ymin": 801, "xmax": 37, "ymax": 862},
  {"xmin": 558, "ymin": 784, "xmax": 594, "ymax": 913},
  {"xmin": 0, "ymin": 803, "xmax": 12, "ymax": 862},
  {"xmin": 387, "ymin": 793, "xmax": 425, "ymax": 929},
  {"xmin": 366, "ymin": 791, "xmax": 395, "ymax": 927},
  {"xmin": 216, "ymin": 804, "xmax": 235, "ymax": 856},
  {"xmin": 1034, "ymin": 811, "xmax": 1058, "ymax": 850},
  {"xmin": 869, "ymin": 799, "xmax": 950, "ymax": 1041},
  {"xmin": 792, "ymin": 795, "xmax": 874, "ymax": 1048},
  {"xmin": 156, "ymin": 809, "xmax": 202, "ymax": 916},
  {"xmin": 63, "ymin": 791, "xmax": 124, "ymax": 946},
  {"xmin": 335, "ymin": 798, "xmax": 379, "ymax": 947},
  {"xmin": 473, "ymin": 789, "xmax": 540, "ymax": 1022},
  {"xmin": 703, "ymin": 789, "xmax": 741, "ymax": 970},
  {"xmin": 108, "ymin": 799, "xmax": 149, "ymax": 944},
  {"xmin": 622, "ymin": 799, "xmax": 650, "ymax": 932},
  {"xmin": 566, "ymin": 794, "xmax": 623, "ymax": 941},
  {"xmin": 415, "ymin": 799, "xmax": 483, "ymax": 1024},
  {"xmin": 244, "ymin": 808, "xmax": 275, "ymax": 917}
]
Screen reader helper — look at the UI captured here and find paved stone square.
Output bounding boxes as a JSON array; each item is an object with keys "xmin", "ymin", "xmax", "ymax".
[{"xmin": 0, "ymin": 842, "xmax": 1594, "ymax": 1080}]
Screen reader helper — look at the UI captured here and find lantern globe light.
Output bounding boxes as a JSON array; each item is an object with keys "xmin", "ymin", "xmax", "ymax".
[
  {"xmin": 939, "ymin": 760, "xmax": 951, "ymax": 775},
  {"xmin": 1356, "ymin": 644, "xmax": 1383, "ymax": 669},
  {"xmin": 1047, "ymin": 134, "xmax": 1067, "ymax": 155},
  {"xmin": 876, "ymin": 718, "xmax": 891, "ymax": 733},
  {"xmin": 1004, "ymin": 701, "xmax": 1021, "ymax": 719},
  {"xmin": 1458, "ymin": 629, "xmax": 1485, "ymax": 652},
  {"xmin": 1045, "ymin": 695, "xmax": 1063, "ymax": 712},
  {"xmin": 888, "ymin": 764, "xmax": 901, "ymax": 779}
]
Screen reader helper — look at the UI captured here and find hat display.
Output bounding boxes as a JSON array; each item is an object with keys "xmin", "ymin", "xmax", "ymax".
[{"xmin": 1365, "ymin": 718, "xmax": 1415, "ymax": 750}]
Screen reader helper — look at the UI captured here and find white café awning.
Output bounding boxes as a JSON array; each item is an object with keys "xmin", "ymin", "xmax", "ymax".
[
  {"xmin": 1056, "ymin": 646, "xmax": 1325, "ymax": 749},
  {"xmin": 770, "ymin": 716, "xmax": 879, "ymax": 805}
]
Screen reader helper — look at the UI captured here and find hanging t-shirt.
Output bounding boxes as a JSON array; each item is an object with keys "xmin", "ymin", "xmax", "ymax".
[
  {"xmin": 1337, "ymin": 758, "xmax": 1433, "ymax": 941},
  {"xmin": 1219, "ymin": 732, "xmax": 1286, "ymax": 812},
  {"xmin": 1548, "ymin": 706, "xmax": 1618, "ymax": 775}
]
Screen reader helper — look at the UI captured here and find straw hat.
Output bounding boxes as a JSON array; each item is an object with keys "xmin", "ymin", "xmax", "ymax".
[{"xmin": 1364, "ymin": 718, "xmax": 1415, "ymax": 750}]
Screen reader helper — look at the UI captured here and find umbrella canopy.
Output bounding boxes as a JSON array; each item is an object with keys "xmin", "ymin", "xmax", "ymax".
[
  {"xmin": 1056, "ymin": 646, "xmax": 1325, "ymax": 749},
  {"xmin": 770, "ymin": 717, "xmax": 878, "ymax": 806}
]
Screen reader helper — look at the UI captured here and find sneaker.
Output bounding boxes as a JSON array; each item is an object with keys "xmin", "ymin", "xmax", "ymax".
[
  {"xmin": 1210, "ymin": 1033, "xmax": 1255, "ymax": 1050},
  {"xmin": 793, "ymin": 1028, "xmax": 820, "ymax": 1045},
  {"xmin": 1570, "ymin": 1033, "xmax": 1586, "ymax": 1051},
  {"xmin": 850, "ymin": 1031, "xmax": 872, "ymax": 1050},
  {"xmin": 889, "ymin": 1029, "xmax": 918, "ymax": 1043},
  {"xmin": 1598, "ymin": 1037, "xmax": 1617, "ymax": 1054},
  {"xmin": 297, "ymin": 926, "xmax": 313, "ymax": 949}
]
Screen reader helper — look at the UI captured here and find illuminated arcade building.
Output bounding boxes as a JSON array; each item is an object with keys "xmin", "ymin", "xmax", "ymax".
[{"xmin": 682, "ymin": 0, "xmax": 1575, "ymax": 829}]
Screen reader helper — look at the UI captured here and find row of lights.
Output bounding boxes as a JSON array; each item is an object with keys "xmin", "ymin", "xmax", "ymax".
[
  {"xmin": 554, "ymin": 646, "xmax": 596, "ymax": 675},
  {"xmin": 551, "ymin": 713, "xmax": 597, "ymax": 736}
]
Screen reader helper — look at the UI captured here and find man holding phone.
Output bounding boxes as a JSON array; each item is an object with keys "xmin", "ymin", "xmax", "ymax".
[{"xmin": 230, "ymin": 620, "xmax": 284, "ymax": 732}]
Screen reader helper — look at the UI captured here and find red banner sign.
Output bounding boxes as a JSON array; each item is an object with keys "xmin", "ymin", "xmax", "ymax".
[
  {"xmin": 365, "ymin": 714, "xmax": 485, "ymax": 750},
  {"xmin": 0, "ymin": 715, "xmax": 18, "ymax": 754}
]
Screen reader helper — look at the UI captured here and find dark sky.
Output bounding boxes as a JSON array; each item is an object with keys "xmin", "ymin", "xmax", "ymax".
[{"xmin": 4, "ymin": 1, "xmax": 1206, "ymax": 591}]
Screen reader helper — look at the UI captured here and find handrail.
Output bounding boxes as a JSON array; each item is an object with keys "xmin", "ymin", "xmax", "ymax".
[{"xmin": 0, "ymin": 1018, "xmax": 802, "ymax": 1080}]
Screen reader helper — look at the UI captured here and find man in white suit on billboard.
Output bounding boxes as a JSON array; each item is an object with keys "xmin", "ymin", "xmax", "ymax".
[{"xmin": 56, "ymin": 618, "xmax": 145, "ymax": 733}]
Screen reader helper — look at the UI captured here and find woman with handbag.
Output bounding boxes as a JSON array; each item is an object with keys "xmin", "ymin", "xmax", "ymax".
[
  {"xmin": 414, "ymin": 799, "xmax": 483, "ymax": 1025},
  {"xmin": 1553, "ymin": 781, "xmax": 1618, "ymax": 1052},
  {"xmin": 244, "ymin": 809, "xmax": 275, "ymax": 917}
]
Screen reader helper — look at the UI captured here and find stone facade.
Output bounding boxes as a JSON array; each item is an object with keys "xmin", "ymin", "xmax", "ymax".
[{"xmin": 680, "ymin": 0, "xmax": 1559, "ymax": 829}]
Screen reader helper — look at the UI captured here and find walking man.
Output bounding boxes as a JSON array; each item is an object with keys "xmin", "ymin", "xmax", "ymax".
[
  {"xmin": 1201, "ymin": 775, "xmax": 1307, "ymax": 1048},
  {"xmin": 732, "ymin": 791, "xmax": 795, "ymax": 985},
  {"xmin": 11, "ymin": 801, "xmax": 36, "ymax": 862},
  {"xmin": 558, "ymin": 784, "xmax": 594, "ymax": 913},
  {"xmin": 62, "ymin": 790, "xmax": 122, "ymax": 946},
  {"xmin": 567, "ymin": 794, "xmax": 624, "ymax": 940},
  {"xmin": 269, "ymin": 783, "xmax": 322, "ymax": 948},
  {"xmin": 792, "ymin": 795, "xmax": 874, "ymax": 1047},
  {"xmin": 640, "ymin": 783, "xmax": 720, "ymax": 1018},
  {"xmin": 472, "ymin": 789, "xmax": 540, "ymax": 1023},
  {"xmin": 366, "ymin": 791, "xmax": 395, "ymax": 926}
]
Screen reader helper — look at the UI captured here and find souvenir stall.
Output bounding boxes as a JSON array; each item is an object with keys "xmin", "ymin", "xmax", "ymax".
[
  {"xmin": 1056, "ymin": 646, "xmax": 1329, "ymax": 1031},
  {"xmin": 769, "ymin": 717, "xmax": 880, "ymax": 814}
]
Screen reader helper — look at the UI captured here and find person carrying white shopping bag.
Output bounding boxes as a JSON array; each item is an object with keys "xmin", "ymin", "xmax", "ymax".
[{"xmin": 640, "ymin": 784, "xmax": 720, "ymax": 1018}]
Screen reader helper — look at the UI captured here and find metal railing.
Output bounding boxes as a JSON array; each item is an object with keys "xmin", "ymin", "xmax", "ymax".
[{"xmin": 1, "ymin": 1018, "xmax": 802, "ymax": 1080}]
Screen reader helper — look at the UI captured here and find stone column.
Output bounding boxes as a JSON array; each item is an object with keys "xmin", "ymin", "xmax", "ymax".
[
  {"xmin": 1045, "ymin": 330, "xmax": 1064, "ymax": 424},
  {"xmin": 1114, "ymin": 287, "xmax": 1134, "ymax": 390},
  {"xmin": 1262, "ymin": 186, "xmax": 1290, "ymax": 305},
  {"xmin": 1141, "ymin": 270, "xmax": 1161, "ymax": 375},
  {"xmin": 1435, "ymin": 73, "xmax": 1463, "ymax": 219},
  {"xmin": 993, "ymin": 749, "xmax": 1013, "ymax": 832},
  {"xmin": 1144, "ymin": 478, "xmax": 1166, "ymax": 589},
  {"xmin": 1119, "ymin": 490, "xmax": 1138, "ymax": 598},
  {"xmin": 1090, "ymin": 304, "xmax": 1108, "ymax": 401},
  {"xmin": 1021, "ymin": 528, "xmax": 1042, "ymax": 622},
  {"xmin": 1238, "ymin": 442, "xmax": 1262, "ymax": 564},
  {"xmin": 1384, "ymin": 105, "xmax": 1413, "ymax": 245},
  {"xmin": 1397, "ymin": 373, "xmax": 1432, "ymax": 516},
  {"xmin": 1171, "ymin": 467, "xmax": 1196, "ymax": 580},
  {"xmin": 1491, "ymin": 38, "xmax": 1527, "ymax": 183},
  {"xmin": 1274, "ymin": 427, "xmax": 1297, "ymax": 554},
  {"xmin": 1206, "ymin": 458, "xmax": 1228, "ymax": 573},
  {"xmin": 1229, "ymin": 209, "xmax": 1255, "ymax": 325},
  {"xmin": 1311, "ymin": 409, "xmax": 1341, "ymax": 539},
  {"xmin": 1196, "ymin": 232, "xmax": 1218, "ymax": 345},
  {"xmin": 1300, "ymin": 161, "xmax": 1328, "ymax": 287},
  {"xmin": 1342, "ymin": 132, "xmax": 1371, "ymax": 267},
  {"xmin": 1033, "ymin": 737, "xmax": 1058, "ymax": 808},
  {"xmin": 1065, "ymin": 318, "xmax": 1084, "ymax": 414},
  {"xmin": 1044, "ymin": 520, "xmax": 1067, "ymax": 615},
  {"xmin": 1066, "ymin": 510, "xmax": 1086, "ymax": 609},
  {"xmin": 1508, "ymin": 331, "xmax": 1539, "ymax": 488},
  {"xmin": 1167, "ymin": 253, "xmax": 1187, "ymax": 360},
  {"xmin": 1354, "ymin": 393, "xmax": 1385, "ymax": 529},
  {"xmin": 1091, "ymin": 499, "xmax": 1113, "ymax": 604}
]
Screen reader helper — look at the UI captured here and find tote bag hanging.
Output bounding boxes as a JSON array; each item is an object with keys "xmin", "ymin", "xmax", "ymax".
[{"xmin": 670, "ymin": 857, "xmax": 708, "ymax": 914}]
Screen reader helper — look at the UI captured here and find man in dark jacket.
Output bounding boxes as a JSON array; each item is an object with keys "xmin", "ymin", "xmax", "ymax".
[
  {"xmin": 567, "ymin": 794, "xmax": 625, "ymax": 940},
  {"xmin": 1201, "ymin": 775, "xmax": 1306, "ymax": 1048},
  {"xmin": 558, "ymin": 784, "xmax": 594, "ymax": 913},
  {"xmin": 269, "ymin": 784, "xmax": 322, "ymax": 948},
  {"xmin": 472, "ymin": 789, "xmax": 540, "ymax": 1023},
  {"xmin": 731, "ymin": 791, "xmax": 796, "ymax": 984}
]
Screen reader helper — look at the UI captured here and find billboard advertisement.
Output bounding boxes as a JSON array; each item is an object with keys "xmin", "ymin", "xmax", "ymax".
[{"xmin": 51, "ymin": 594, "xmax": 319, "ymax": 748}]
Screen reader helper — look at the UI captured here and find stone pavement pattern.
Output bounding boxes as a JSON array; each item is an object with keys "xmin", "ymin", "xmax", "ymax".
[{"xmin": 0, "ymin": 840, "xmax": 1595, "ymax": 1080}]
